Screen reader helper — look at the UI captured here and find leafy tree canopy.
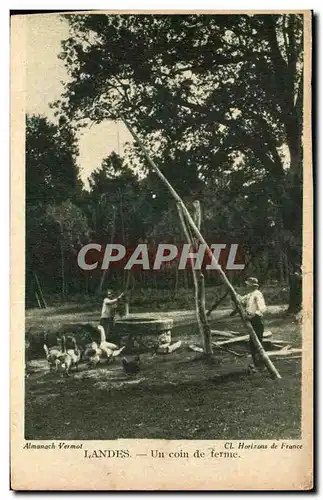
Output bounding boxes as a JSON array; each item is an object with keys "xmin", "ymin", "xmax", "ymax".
[
  {"xmin": 56, "ymin": 14, "xmax": 303, "ymax": 186},
  {"xmin": 26, "ymin": 114, "xmax": 83, "ymax": 205}
]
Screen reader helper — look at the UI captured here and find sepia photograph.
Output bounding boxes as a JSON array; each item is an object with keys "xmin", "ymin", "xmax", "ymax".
[{"xmin": 11, "ymin": 10, "xmax": 313, "ymax": 490}]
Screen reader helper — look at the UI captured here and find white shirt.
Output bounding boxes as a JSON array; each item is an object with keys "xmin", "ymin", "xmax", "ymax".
[{"xmin": 238, "ymin": 290, "xmax": 266, "ymax": 317}]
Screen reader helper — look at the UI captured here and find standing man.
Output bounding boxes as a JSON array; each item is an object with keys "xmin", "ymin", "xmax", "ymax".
[
  {"xmin": 238, "ymin": 277, "xmax": 266, "ymax": 373},
  {"xmin": 100, "ymin": 289, "xmax": 124, "ymax": 338}
]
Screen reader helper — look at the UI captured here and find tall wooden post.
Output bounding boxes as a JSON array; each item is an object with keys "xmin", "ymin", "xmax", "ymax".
[
  {"xmin": 123, "ymin": 269, "xmax": 131, "ymax": 317},
  {"xmin": 97, "ymin": 205, "xmax": 116, "ymax": 294}
]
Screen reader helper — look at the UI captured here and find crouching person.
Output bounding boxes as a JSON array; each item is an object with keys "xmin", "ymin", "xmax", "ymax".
[
  {"xmin": 238, "ymin": 277, "xmax": 266, "ymax": 373},
  {"xmin": 100, "ymin": 289, "xmax": 124, "ymax": 339}
]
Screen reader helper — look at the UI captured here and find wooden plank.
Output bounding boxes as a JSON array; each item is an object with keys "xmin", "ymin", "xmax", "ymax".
[
  {"xmin": 279, "ymin": 344, "xmax": 292, "ymax": 352},
  {"xmin": 246, "ymin": 348, "xmax": 301, "ymax": 358},
  {"xmin": 211, "ymin": 330, "xmax": 236, "ymax": 338},
  {"xmin": 264, "ymin": 339, "xmax": 290, "ymax": 344},
  {"xmin": 189, "ymin": 344, "xmax": 204, "ymax": 353},
  {"xmin": 35, "ymin": 291, "xmax": 41, "ymax": 309},
  {"xmin": 279, "ymin": 356, "xmax": 302, "ymax": 360},
  {"xmin": 212, "ymin": 342, "xmax": 244, "ymax": 357},
  {"xmin": 212, "ymin": 329, "xmax": 274, "ymax": 339},
  {"xmin": 247, "ymin": 353, "xmax": 302, "ymax": 361},
  {"xmin": 263, "ymin": 339, "xmax": 290, "ymax": 347},
  {"xmin": 264, "ymin": 342, "xmax": 290, "ymax": 350}
]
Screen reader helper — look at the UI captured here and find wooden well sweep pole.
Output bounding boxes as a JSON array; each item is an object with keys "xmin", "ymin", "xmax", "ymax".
[
  {"xmin": 97, "ymin": 205, "xmax": 117, "ymax": 294},
  {"xmin": 120, "ymin": 113, "xmax": 281, "ymax": 379}
]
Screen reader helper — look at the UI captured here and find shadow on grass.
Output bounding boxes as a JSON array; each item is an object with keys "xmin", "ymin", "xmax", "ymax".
[{"xmin": 25, "ymin": 355, "xmax": 301, "ymax": 441}]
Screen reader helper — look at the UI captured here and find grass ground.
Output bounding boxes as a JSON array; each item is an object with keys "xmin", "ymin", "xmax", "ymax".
[{"xmin": 25, "ymin": 303, "xmax": 302, "ymax": 440}]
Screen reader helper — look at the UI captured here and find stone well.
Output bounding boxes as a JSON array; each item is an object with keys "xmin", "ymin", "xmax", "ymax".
[{"xmin": 114, "ymin": 316, "xmax": 174, "ymax": 353}]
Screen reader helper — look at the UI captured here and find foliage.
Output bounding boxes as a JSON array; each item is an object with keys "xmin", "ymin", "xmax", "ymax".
[
  {"xmin": 26, "ymin": 114, "xmax": 82, "ymax": 205},
  {"xmin": 56, "ymin": 13, "xmax": 303, "ymax": 186},
  {"xmin": 46, "ymin": 200, "xmax": 90, "ymax": 252},
  {"xmin": 26, "ymin": 114, "xmax": 89, "ymax": 299}
]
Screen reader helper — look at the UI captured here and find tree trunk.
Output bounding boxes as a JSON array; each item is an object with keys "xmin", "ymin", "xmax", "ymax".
[
  {"xmin": 278, "ymin": 252, "xmax": 284, "ymax": 283},
  {"xmin": 284, "ymin": 252, "xmax": 289, "ymax": 286},
  {"xmin": 35, "ymin": 291, "xmax": 41, "ymax": 309},
  {"xmin": 284, "ymin": 223, "xmax": 302, "ymax": 314},
  {"xmin": 173, "ymin": 265, "xmax": 179, "ymax": 296},
  {"xmin": 33, "ymin": 272, "xmax": 47, "ymax": 308},
  {"xmin": 119, "ymin": 192, "xmax": 127, "ymax": 245},
  {"xmin": 121, "ymin": 113, "xmax": 281, "ymax": 379},
  {"xmin": 288, "ymin": 270, "xmax": 302, "ymax": 313},
  {"xmin": 283, "ymin": 106, "xmax": 303, "ymax": 312}
]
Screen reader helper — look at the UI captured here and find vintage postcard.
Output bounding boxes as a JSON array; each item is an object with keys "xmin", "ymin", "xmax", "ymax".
[{"xmin": 11, "ymin": 10, "xmax": 313, "ymax": 490}]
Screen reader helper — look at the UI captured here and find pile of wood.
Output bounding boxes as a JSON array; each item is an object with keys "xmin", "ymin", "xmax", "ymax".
[{"xmin": 189, "ymin": 329, "xmax": 302, "ymax": 360}]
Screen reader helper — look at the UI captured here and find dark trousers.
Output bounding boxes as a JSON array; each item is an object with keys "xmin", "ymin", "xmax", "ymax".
[
  {"xmin": 100, "ymin": 317, "xmax": 115, "ymax": 338},
  {"xmin": 249, "ymin": 315, "xmax": 264, "ymax": 367}
]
